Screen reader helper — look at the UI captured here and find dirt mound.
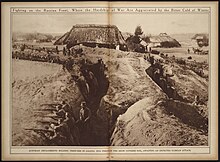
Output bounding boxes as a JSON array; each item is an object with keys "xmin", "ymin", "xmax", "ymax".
[
  {"xmin": 78, "ymin": 47, "xmax": 208, "ymax": 146},
  {"xmin": 111, "ymin": 97, "xmax": 207, "ymax": 146},
  {"xmin": 171, "ymin": 64, "xmax": 208, "ymax": 104},
  {"xmin": 12, "ymin": 60, "xmax": 83, "ymax": 145}
]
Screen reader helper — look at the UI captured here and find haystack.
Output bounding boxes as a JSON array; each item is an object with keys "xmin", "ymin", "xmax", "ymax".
[{"xmin": 54, "ymin": 24, "xmax": 127, "ymax": 51}]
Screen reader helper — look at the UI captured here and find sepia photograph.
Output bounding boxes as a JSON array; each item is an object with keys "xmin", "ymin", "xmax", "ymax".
[{"xmin": 2, "ymin": 1, "xmax": 218, "ymax": 161}]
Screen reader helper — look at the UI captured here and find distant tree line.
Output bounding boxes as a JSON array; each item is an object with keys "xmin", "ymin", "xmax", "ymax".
[{"xmin": 12, "ymin": 32, "xmax": 54, "ymax": 42}]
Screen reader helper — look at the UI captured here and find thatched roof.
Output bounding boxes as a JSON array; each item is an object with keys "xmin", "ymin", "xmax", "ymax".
[
  {"xmin": 192, "ymin": 33, "xmax": 209, "ymax": 40},
  {"xmin": 149, "ymin": 33, "xmax": 181, "ymax": 47},
  {"xmin": 192, "ymin": 33, "xmax": 209, "ymax": 47},
  {"xmin": 54, "ymin": 24, "xmax": 126, "ymax": 46},
  {"xmin": 121, "ymin": 32, "xmax": 133, "ymax": 41},
  {"xmin": 54, "ymin": 32, "xmax": 69, "ymax": 45},
  {"xmin": 150, "ymin": 33, "xmax": 175, "ymax": 43}
]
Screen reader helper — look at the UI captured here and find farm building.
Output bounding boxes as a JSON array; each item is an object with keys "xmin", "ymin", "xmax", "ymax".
[
  {"xmin": 54, "ymin": 24, "xmax": 128, "ymax": 51},
  {"xmin": 124, "ymin": 34, "xmax": 149, "ymax": 53},
  {"xmin": 122, "ymin": 32, "xmax": 133, "ymax": 41},
  {"xmin": 192, "ymin": 34, "xmax": 209, "ymax": 47},
  {"xmin": 148, "ymin": 33, "xmax": 181, "ymax": 48}
]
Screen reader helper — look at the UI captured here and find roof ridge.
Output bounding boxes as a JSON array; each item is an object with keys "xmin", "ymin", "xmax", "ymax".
[{"xmin": 72, "ymin": 24, "xmax": 117, "ymax": 28}]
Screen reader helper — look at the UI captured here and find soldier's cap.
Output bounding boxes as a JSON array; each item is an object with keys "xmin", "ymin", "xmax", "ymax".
[
  {"xmin": 61, "ymin": 100, "xmax": 66, "ymax": 105},
  {"xmin": 81, "ymin": 101, "xmax": 86, "ymax": 107},
  {"xmin": 50, "ymin": 123, "xmax": 55, "ymax": 128},
  {"xmin": 45, "ymin": 126, "xmax": 49, "ymax": 130},
  {"xmin": 56, "ymin": 105, "xmax": 62, "ymax": 109},
  {"xmin": 58, "ymin": 118, "xmax": 64, "ymax": 123}
]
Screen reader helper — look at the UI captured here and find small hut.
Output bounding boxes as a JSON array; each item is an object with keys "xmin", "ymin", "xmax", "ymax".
[
  {"xmin": 148, "ymin": 33, "xmax": 181, "ymax": 48},
  {"xmin": 192, "ymin": 34, "xmax": 209, "ymax": 47},
  {"xmin": 54, "ymin": 24, "xmax": 128, "ymax": 51}
]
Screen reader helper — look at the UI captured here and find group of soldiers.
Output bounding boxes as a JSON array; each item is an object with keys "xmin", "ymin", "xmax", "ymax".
[
  {"xmin": 33, "ymin": 58, "xmax": 108, "ymax": 145},
  {"xmin": 71, "ymin": 58, "xmax": 109, "ymax": 106},
  {"xmin": 145, "ymin": 53, "xmax": 203, "ymax": 106},
  {"xmin": 12, "ymin": 44, "xmax": 62, "ymax": 63},
  {"xmin": 63, "ymin": 45, "xmax": 84, "ymax": 56},
  {"xmin": 145, "ymin": 53, "xmax": 178, "ymax": 100},
  {"xmin": 28, "ymin": 100, "xmax": 92, "ymax": 146},
  {"xmin": 12, "ymin": 43, "xmax": 89, "ymax": 72}
]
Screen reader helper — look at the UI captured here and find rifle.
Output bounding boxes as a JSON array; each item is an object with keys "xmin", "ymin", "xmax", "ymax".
[
  {"xmin": 25, "ymin": 128, "xmax": 55, "ymax": 139},
  {"xmin": 40, "ymin": 103, "xmax": 61, "ymax": 107},
  {"xmin": 37, "ymin": 120, "xmax": 58, "ymax": 125},
  {"xmin": 34, "ymin": 108, "xmax": 56, "ymax": 112},
  {"xmin": 43, "ymin": 115, "xmax": 64, "ymax": 121},
  {"xmin": 25, "ymin": 128, "xmax": 54, "ymax": 133}
]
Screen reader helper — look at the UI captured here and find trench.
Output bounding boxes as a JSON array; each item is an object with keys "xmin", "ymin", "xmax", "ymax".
[
  {"xmin": 66, "ymin": 58, "xmax": 110, "ymax": 146},
  {"xmin": 13, "ymin": 46, "xmax": 113, "ymax": 146},
  {"xmin": 145, "ymin": 63, "xmax": 208, "ymax": 134},
  {"xmin": 18, "ymin": 47, "xmax": 208, "ymax": 145}
]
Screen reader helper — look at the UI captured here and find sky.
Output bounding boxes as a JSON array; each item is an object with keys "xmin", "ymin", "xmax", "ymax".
[{"xmin": 12, "ymin": 13, "xmax": 209, "ymax": 35}]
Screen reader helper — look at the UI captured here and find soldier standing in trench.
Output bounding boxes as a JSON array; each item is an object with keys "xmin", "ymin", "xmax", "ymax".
[
  {"xmin": 79, "ymin": 102, "xmax": 91, "ymax": 126},
  {"xmin": 63, "ymin": 47, "xmax": 66, "ymax": 56},
  {"xmin": 149, "ymin": 56, "xmax": 155, "ymax": 66},
  {"xmin": 193, "ymin": 95, "xmax": 200, "ymax": 106},
  {"xmin": 79, "ymin": 101, "xmax": 92, "ymax": 145},
  {"xmin": 83, "ymin": 69, "xmax": 99, "ymax": 97},
  {"xmin": 53, "ymin": 118, "xmax": 75, "ymax": 145},
  {"xmin": 56, "ymin": 46, "xmax": 59, "ymax": 54},
  {"xmin": 78, "ymin": 73, "xmax": 89, "ymax": 100},
  {"xmin": 187, "ymin": 48, "xmax": 190, "ymax": 54},
  {"xmin": 64, "ymin": 112, "xmax": 80, "ymax": 145},
  {"xmin": 94, "ymin": 58, "xmax": 107, "ymax": 95},
  {"xmin": 45, "ymin": 123, "xmax": 69, "ymax": 145},
  {"xmin": 61, "ymin": 101, "xmax": 71, "ymax": 114}
]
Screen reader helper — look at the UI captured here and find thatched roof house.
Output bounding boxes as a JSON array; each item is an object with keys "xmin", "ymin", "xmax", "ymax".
[
  {"xmin": 54, "ymin": 32, "xmax": 70, "ymax": 45},
  {"xmin": 121, "ymin": 32, "xmax": 133, "ymax": 41},
  {"xmin": 54, "ymin": 24, "xmax": 128, "ymax": 51},
  {"xmin": 192, "ymin": 33, "xmax": 209, "ymax": 47},
  {"xmin": 149, "ymin": 33, "xmax": 181, "ymax": 48}
]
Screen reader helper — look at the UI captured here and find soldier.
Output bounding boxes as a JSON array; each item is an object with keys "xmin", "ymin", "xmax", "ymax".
[
  {"xmin": 62, "ymin": 61, "xmax": 66, "ymax": 71},
  {"xmin": 20, "ymin": 44, "xmax": 25, "ymax": 51},
  {"xmin": 53, "ymin": 118, "xmax": 75, "ymax": 145},
  {"xmin": 64, "ymin": 112, "xmax": 80, "ymax": 145},
  {"xmin": 149, "ymin": 56, "xmax": 155, "ymax": 66},
  {"xmin": 31, "ymin": 45, "xmax": 34, "ymax": 52},
  {"xmin": 198, "ymin": 68, "xmax": 204, "ymax": 76},
  {"xmin": 55, "ymin": 46, "xmax": 58, "ymax": 54},
  {"xmin": 63, "ymin": 47, "xmax": 66, "ymax": 56},
  {"xmin": 193, "ymin": 95, "xmax": 200, "ymax": 106},
  {"xmin": 98, "ymin": 58, "xmax": 105, "ymax": 76},
  {"xmin": 76, "ymin": 74, "xmax": 89, "ymax": 100},
  {"xmin": 48, "ymin": 123, "xmax": 69, "ymax": 145},
  {"xmin": 83, "ymin": 70, "xmax": 98, "ymax": 96},
  {"xmin": 55, "ymin": 108, "xmax": 66, "ymax": 119},
  {"xmin": 61, "ymin": 101, "xmax": 74, "ymax": 117},
  {"xmin": 154, "ymin": 69, "xmax": 160, "ymax": 83},
  {"xmin": 187, "ymin": 48, "xmax": 190, "ymax": 54},
  {"xmin": 79, "ymin": 102, "xmax": 91, "ymax": 123},
  {"xmin": 79, "ymin": 101, "xmax": 92, "ymax": 141}
]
